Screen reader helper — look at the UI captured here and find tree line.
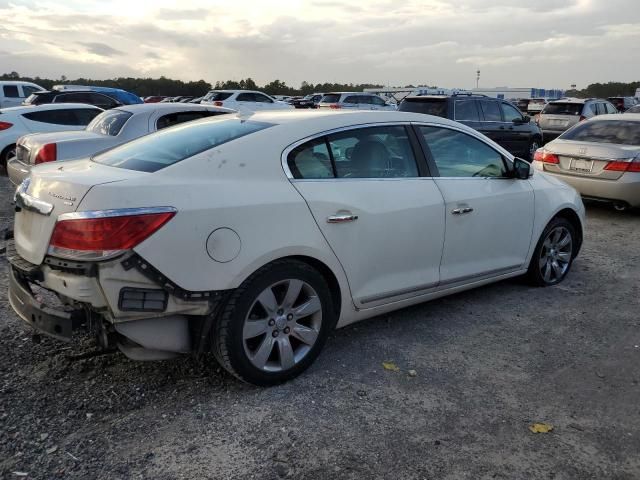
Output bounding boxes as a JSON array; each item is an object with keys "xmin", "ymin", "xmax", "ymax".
[
  {"xmin": 1, "ymin": 71, "xmax": 382, "ymax": 97},
  {"xmin": 564, "ymin": 81, "xmax": 640, "ymax": 99}
]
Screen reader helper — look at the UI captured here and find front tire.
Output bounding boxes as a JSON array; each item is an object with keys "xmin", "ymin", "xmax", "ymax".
[
  {"xmin": 526, "ymin": 217, "xmax": 576, "ymax": 286},
  {"xmin": 212, "ymin": 260, "xmax": 335, "ymax": 386}
]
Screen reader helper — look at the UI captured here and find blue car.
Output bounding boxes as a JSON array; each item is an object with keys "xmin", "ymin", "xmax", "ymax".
[{"xmin": 24, "ymin": 85, "xmax": 143, "ymax": 110}]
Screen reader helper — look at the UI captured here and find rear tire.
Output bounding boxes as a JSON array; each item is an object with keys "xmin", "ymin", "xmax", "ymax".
[
  {"xmin": 526, "ymin": 217, "xmax": 576, "ymax": 287},
  {"xmin": 212, "ymin": 260, "xmax": 335, "ymax": 386}
]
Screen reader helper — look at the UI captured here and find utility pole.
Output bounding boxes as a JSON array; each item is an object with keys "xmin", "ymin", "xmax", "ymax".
[{"xmin": 476, "ymin": 69, "xmax": 480, "ymax": 89}]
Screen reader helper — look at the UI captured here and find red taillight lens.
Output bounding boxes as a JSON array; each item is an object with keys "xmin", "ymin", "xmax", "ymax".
[
  {"xmin": 533, "ymin": 149, "xmax": 560, "ymax": 164},
  {"xmin": 49, "ymin": 211, "xmax": 175, "ymax": 260},
  {"xmin": 329, "ymin": 103, "xmax": 341, "ymax": 109},
  {"xmin": 213, "ymin": 101, "xmax": 223, "ymax": 106},
  {"xmin": 604, "ymin": 161, "xmax": 640, "ymax": 172},
  {"xmin": 34, "ymin": 143, "xmax": 57, "ymax": 164},
  {"xmin": 0, "ymin": 121, "xmax": 13, "ymax": 131}
]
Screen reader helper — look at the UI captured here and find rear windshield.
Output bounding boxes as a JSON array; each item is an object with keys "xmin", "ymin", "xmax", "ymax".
[
  {"xmin": 399, "ymin": 98, "xmax": 448, "ymax": 117},
  {"xmin": 93, "ymin": 118, "xmax": 273, "ymax": 172},
  {"xmin": 203, "ymin": 91, "xmax": 233, "ymax": 102},
  {"xmin": 86, "ymin": 109, "xmax": 133, "ymax": 136},
  {"xmin": 320, "ymin": 94, "xmax": 341, "ymax": 103},
  {"xmin": 560, "ymin": 120, "xmax": 640, "ymax": 145},
  {"xmin": 542, "ymin": 103, "xmax": 583, "ymax": 115}
]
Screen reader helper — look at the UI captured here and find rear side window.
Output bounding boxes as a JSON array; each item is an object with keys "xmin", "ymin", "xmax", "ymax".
[
  {"xmin": 22, "ymin": 109, "xmax": 96, "ymax": 126},
  {"xmin": 236, "ymin": 93, "xmax": 256, "ymax": 102},
  {"xmin": 3, "ymin": 85, "xmax": 20, "ymax": 98},
  {"xmin": 542, "ymin": 103, "xmax": 583, "ymax": 115},
  {"xmin": 420, "ymin": 126, "xmax": 508, "ymax": 178},
  {"xmin": 479, "ymin": 100, "xmax": 502, "ymax": 121},
  {"xmin": 94, "ymin": 119, "xmax": 273, "ymax": 172},
  {"xmin": 399, "ymin": 99, "xmax": 447, "ymax": 117},
  {"xmin": 156, "ymin": 110, "xmax": 226, "ymax": 130},
  {"xmin": 288, "ymin": 125, "xmax": 419, "ymax": 179},
  {"xmin": 321, "ymin": 94, "xmax": 341, "ymax": 103},
  {"xmin": 86, "ymin": 109, "xmax": 133, "ymax": 135},
  {"xmin": 454, "ymin": 99, "xmax": 480, "ymax": 121},
  {"xmin": 253, "ymin": 94, "xmax": 273, "ymax": 103},
  {"xmin": 73, "ymin": 108, "xmax": 103, "ymax": 125},
  {"xmin": 560, "ymin": 120, "xmax": 640, "ymax": 145},
  {"xmin": 203, "ymin": 92, "xmax": 233, "ymax": 102}
]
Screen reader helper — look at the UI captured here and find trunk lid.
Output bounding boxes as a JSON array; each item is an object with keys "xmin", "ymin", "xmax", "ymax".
[
  {"xmin": 542, "ymin": 140, "xmax": 640, "ymax": 180},
  {"xmin": 18, "ymin": 131, "xmax": 111, "ymax": 165},
  {"xmin": 14, "ymin": 159, "xmax": 147, "ymax": 265}
]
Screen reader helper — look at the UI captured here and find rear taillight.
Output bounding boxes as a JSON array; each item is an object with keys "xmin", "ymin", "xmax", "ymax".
[
  {"xmin": 329, "ymin": 104, "xmax": 342, "ymax": 109},
  {"xmin": 48, "ymin": 208, "xmax": 176, "ymax": 260},
  {"xmin": 604, "ymin": 160, "xmax": 640, "ymax": 172},
  {"xmin": 0, "ymin": 121, "xmax": 13, "ymax": 131},
  {"xmin": 213, "ymin": 101, "xmax": 223, "ymax": 106},
  {"xmin": 34, "ymin": 143, "xmax": 57, "ymax": 164},
  {"xmin": 533, "ymin": 149, "xmax": 560, "ymax": 164}
]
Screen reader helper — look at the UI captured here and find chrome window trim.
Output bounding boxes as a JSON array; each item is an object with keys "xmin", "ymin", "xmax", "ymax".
[{"xmin": 57, "ymin": 206, "xmax": 177, "ymax": 221}]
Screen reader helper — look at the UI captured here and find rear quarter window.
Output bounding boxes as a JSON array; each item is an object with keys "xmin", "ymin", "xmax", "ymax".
[
  {"xmin": 204, "ymin": 92, "xmax": 233, "ymax": 102},
  {"xmin": 399, "ymin": 99, "xmax": 448, "ymax": 117},
  {"xmin": 93, "ymin": 118, "xmax": 273, "ymax": 172}
]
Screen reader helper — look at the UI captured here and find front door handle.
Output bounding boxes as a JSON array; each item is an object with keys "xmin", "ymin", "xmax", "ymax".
[
  {"xmin": 451, "ymin": 207, "xmax": 474, "ymax": 215},
  {"xmin": 327, "ymin": 213, "xmax": 359, "ymax": 223}
]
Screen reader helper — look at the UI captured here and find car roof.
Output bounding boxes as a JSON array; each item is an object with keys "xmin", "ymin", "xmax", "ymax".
[
  {"xmin": 0, "ymin": 80, "xmax": 43, "ymax": 86},
  {"xmin": 115, "ymin": 103, "xmax": 230, "ymax": 114},
  {"xmin": 0, "ymin": 103, "xmax": 103, "ymax": 114},
  {"xmin": 325, "ymin": 92, "xmax": 375, "ymax": 95}
]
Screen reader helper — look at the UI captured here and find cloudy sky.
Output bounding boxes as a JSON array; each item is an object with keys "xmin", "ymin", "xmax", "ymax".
[{"xmin": 0, "ymin": 0, "xmax": 637, "ymax": 89}]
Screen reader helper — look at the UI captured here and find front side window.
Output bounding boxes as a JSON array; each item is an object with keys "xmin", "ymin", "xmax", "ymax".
[
  {"xmin": 454, "ymin": 99, "xmax": 480, "ymax": 121},
  {"xmin": 287, "ymin": 138, "xmax": 333, "ymax": 179},
  {"xmin": 501, "ymin": 102, "xmax": 523, "ymax": 122},
  {"xmin": 344, "ymin": 96, "xmax": 360, "ymax": 104},
  {"xmin": 479, "ymin": 100, "xmax": 502, "ymax": 121},
  {"xmin": 560, "ymin": 120, "xmax": 640, "ymax": 145},
  {"xmin": 3, "ymin": 85, "xmax": 20, "ymax": 98},
  {"xmin": 203, "ymin": 91, "xmax": 233, "ymax": 102},
  {"xmin": 94, "ymin": 118, "xmax": 273, "ymax": 172},
  {"xmin": 371, "ymin": 96, "xmax": 387, "ymax": 106},
  {"xmin": 420, "ymin": 126, "xmax": 508, "ymax": 178},
  {"xmin": 86, "ymin": 109, "xmax": 133, "ymax": 135}
]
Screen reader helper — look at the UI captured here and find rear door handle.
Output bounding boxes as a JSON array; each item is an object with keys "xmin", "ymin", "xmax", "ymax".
[
  {"xmin": 451, "ymin": 207, "xmax": 474, "ymax": 215},
  {"xmin": 327, "ymin": 214, "xmax": 359, "ymax": 223}
]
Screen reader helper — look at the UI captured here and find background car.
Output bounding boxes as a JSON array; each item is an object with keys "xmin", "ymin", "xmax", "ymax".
[
  {"xmin": 537, "ymin": 97, "xmax": 618, "ymax": 142},
  {"xmin": 200, "ymin": 90, "xmax": 293, "ymax": 112},
  {"xmin": 624, "ymin": 104, "xmax": 640, "ymax": 114},
  {"xmin": 317, "ymin": 92, "xmax": 396, "ymax": 111},
  {"xmin": 8, "ymin": 110, "xmax": 584, "ymax": 386},
  {"xmin": 291, "ymin": 93, "xmax": 325, "ymax": 109},
  {"xmin": 0, "ymin": 81, "xmax": 45, "ymax": 108},
  {"xmin": 7, "ymin": 103, "xmax": 233, "ymax": 186},
  {"xmin": 0, "ymin": 103, "xmax": 103, "ymax": 171},
  {"xmin": 527, "ymin": 98, "xmax": 547, "ymax": 115},
  {"xmin": 607, "ymin": 96, "xmax": 638, "ymax": 112},
  {"xmin": 399, "ymin": 93, "xmax": 543, "ymax": 160},
  {"xmin": 23, "ymin": 85, "xmax": 143, "ymax": 110},
  {"xmin": 533, "ymin": 114, "xmax": 640, "ymax": 211}
]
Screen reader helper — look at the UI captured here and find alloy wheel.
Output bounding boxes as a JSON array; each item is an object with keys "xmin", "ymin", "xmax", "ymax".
[
  {"xmin": 538, "ymin": 226, "xmax": 573, "ymax": 284},
  {"xmin": 242, "ymin": 279, "xmax": 323, "ymax": 372}
]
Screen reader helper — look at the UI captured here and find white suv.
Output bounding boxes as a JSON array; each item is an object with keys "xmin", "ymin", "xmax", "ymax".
[
  {"xmin": 200, "ymin": 90, "xmax": 293, "ymax": 112},
  {"xmin": 318, "ymin": 92, "xmax": 396, "ymax": 111},
  {"xmin": 0, "ymin": 81, "xmax": 45, "ymax": 108}
]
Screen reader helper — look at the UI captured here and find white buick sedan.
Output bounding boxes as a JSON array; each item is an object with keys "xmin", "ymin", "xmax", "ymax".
[{"xmin": 9, "ymin": 110, "xmax": 585, "ymax": 386}]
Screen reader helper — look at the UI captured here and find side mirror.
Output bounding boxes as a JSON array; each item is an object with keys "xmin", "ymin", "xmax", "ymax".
[{"xmin": 512, "ymin": 157, "xmax": 532, "ymax": 179}]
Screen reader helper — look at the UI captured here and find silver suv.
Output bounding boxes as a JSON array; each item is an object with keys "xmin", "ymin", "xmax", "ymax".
[
  {"xmin": 537, "ymin": 98, "xmax": 618, "ymax": 142},
  {"xmin": 317, "ymin": 92, "xmax": 396, "ymax": 111}
]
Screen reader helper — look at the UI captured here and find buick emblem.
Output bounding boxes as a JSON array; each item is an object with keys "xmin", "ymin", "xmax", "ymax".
[{"xmin": 578, "ymin": 147, "xmax": 587, "ymax": 155}]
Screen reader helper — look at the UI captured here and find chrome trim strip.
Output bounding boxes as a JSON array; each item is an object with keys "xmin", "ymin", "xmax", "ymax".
[
  {"xmin": 57, "ymin": 206, "xmax": 177, "ymax": 221},
  {"xmin": 358, "ymin": 265, "xmax": 521, "ymax": 305}
]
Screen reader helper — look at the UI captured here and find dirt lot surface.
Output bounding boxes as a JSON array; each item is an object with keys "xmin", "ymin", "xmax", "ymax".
[{"xmin": 0, "ymin": 176, "xmax": 639, "ymax": 480}]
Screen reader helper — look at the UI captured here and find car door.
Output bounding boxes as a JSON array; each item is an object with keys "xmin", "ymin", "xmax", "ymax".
[
  {"xmin": 342, "ymin": 95, "xmax": 360, "ymax": 110},
  {"xmin": 286, "ymin": 124, "xmax": 445, "ymax": 308},
  {"xmin": 416, "ymin": 124, "xmax": 534, "ymax": 284},
  {"xmin": 477, "ymin": 99, "xmax": 507, "ymax": 146},
  {"xmin": 500, "ymin": 101, "xmax": 530, "ymax": 157},
  {"xmin": 453, "ymin": 98, "xmax": 483, "ymax": 132}
]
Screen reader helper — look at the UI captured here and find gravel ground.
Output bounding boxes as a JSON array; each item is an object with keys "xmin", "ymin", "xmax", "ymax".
[{"xmin": 0, "ymin": 176, "xmax": 639, "ymax": 480}]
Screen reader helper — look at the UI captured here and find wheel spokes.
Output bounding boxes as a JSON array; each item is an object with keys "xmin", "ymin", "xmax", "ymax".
[
  {"xmin": 277, "ymin": 337, "xmax": 295, "ymax": 370},
  {"xmin": 291, "ymin": 324, "xmax": 319, "ymax": 346},
  {"xmin": 293, "ymin": 296, "xmax": 321, "ymax": 319},
  {"xmin": 251, "ymin": 335, "xmax": 275, "ymax": 369},
  {"xmin": 282, "ymin": 279, "xmax": 304, "ymax": 309},
  {"xmin": 243, "ymin": 319, "xmax": 270, "ymax": 339},
  {"xmin": 257, "ymin": 287, "xmax": 278, "ymax": 314}
]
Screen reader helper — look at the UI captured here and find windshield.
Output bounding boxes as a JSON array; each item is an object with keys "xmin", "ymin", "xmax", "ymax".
[
  {"xmin": 86, "ymin": 109, "xmax": 133, "ymax": 136},
  {"xmin": 93, "ymin": 118, "xmax": 273, "ymax": 172},
  {"xmin": 560, "ymin": 120, "xmax": 640, "ymax": 145},
  {"xmin": 542, "ymin": 103, "xmax": 583, "ymax": 115}
]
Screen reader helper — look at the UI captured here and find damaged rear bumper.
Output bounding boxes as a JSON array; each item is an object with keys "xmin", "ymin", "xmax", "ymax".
[{"xmin": 8, "ymin": 266, "xmax": 86, "ymax": 341}]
